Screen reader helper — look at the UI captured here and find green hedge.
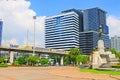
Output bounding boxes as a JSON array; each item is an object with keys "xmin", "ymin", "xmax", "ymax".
[
  {"xmin": 14, "ymin": 60, "xmax": 20, "ymax": 66},
  {"xmin": 112, "ymin": 65, "xmax": 120, "ymax": 68},
  {"xmin": 0, "ymin": 62, "xmax": 8, "ymax": 67}
]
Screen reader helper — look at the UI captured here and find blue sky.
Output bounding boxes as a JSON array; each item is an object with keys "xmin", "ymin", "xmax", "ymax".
[{"xmin": 28, "ymin": 0, "xmax": 120, "ymax": 17}]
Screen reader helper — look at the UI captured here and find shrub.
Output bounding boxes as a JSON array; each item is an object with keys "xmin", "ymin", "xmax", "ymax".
[
  {"xmin": 76, "ymin": 55, "xmax": 89, "ymax": 64},
  {"xmin": 0, "ymin": 62, "xmax": 8, "ymax": 67},
  {"xmin": 14, "ymin": 60, "xmax": 19, "ymax": 66},
  {"xmin": 112, "ymin": 63, "xmax": 120, "ymax": 68},
  {"xmin": 112, "ymin": 65, "xmax": 120, "ymax": 68},
  {"xmin": 0, "ymin": 57, "xmax": 5, "ymax": 63},
  {"xmin": 39, "ymin": 58, "xmax": 49, "ymax": 66},
  {"xmin": 100, "ymin": 54, "xmax": 107, "ymax": 58},
  {"xmin": 18, "ymin": 57, "xmax": 26, "ymax": 65},
  {"xmin": 64, "ymin": 56, "xmax": 70, "ymax": 65},
  {"xmin": 27, "ymin": 56, "xmax": 39, "ymax": 66}
]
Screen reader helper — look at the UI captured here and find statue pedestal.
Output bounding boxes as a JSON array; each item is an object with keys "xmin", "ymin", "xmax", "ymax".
[
  {"xmin": 92, "ymin": 51, "xmax": 103, "ymax": 69},
  {"xmin": 90, "ymin": 39, "xmax": 119, "ymax": 69},
  {"xmin": 91, "ymin": 40, "xmax": 107, "ymax": 69},
  {"xmin": 98, "ymin": 40, "xmax": 105, "ymax": 54}
]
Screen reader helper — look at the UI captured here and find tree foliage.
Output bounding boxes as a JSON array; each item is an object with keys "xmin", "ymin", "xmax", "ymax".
[
  {"xmin": 116, "ymin": 52, "xmax": 120, "ymax": 59},
  {"xmin": 76, "ymin": 55, "xmax": 89, "ymax": 64},
  {"xmin": 68, "ymin": 48, "xmax": 82, "ymax": 65},
  {"xmin": 39, "ymin": 58, "xmax": 49, "ymax": 66},
  {"xmin": 14, "ymin": 60, "xmax": 19, "ymax": 66},
  {"xmin": 27, "ymin": 56, "xmax": 39, "ymax": 65},
  {"xmin": 81, "ymin": 56, "xmax": 89, "ymax": 63},
  {"xmin": 18, "ymin": 57, "xmax": 26, "ymax": 65},
  {"xmin": 110, "ymin": 48, "xmax": 120, "ymax": 58},
  {"xmin": 0, "ymin": 62, "xmax": 8, "ymax": 67},
  {"xmin": 0, "ymin": 57, "xmax": 5, "ymax": 63},
  {"xmin": 110, "ymin": 48, "xmax": 117, "ymax": 54},
  {"xmin": 64, "ymin": 56, "xmax": 70, "ymax": 65},
  {"xmin": 76, "ymin": 55, "xmax": 83, "ymax": 64}
]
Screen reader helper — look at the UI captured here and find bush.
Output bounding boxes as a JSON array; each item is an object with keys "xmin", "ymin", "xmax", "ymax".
[
  {"xmin": 0, "ymin": 57, "xmax": 5, "ymax": 63},
  {"xmin": 112, "ymin": 65, "xmax": 120, "ymax": 68},
  {"xmin": 27, "ymin": 56, "xmax": 39, "ymax": 66},
  {"xmin": 112, "ymin": 63, "xmax": 120, "ymax": 68},
  {"xmin": 64, "ymin": 56, "xmax": 70, "ymax": 65},
  {"xmin": 14, "ymin": 60, "xmax": 19, "ymax": 66},
  {"xmin": 18, "ymin": 57, "xmax": 26, "ymax": 65},
  {"xmin": 39, "ymin": 58, "xmax": 49, "ymax": 66},
  {"xmin": 0, "ymin": 62, "xmax": 8, "ymax": 67},
  {"xmin": 100, "ymin": 54, "xmax": 107, "ymax": 58},
  {"xmin": 76, "ymin": 55, "xmax": 89, "ymax": 65}
]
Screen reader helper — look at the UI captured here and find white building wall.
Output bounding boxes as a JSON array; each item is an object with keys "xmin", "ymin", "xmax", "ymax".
[{"xmin": 111, "ymin": 35, "xmax": 120, "ymax": 52}]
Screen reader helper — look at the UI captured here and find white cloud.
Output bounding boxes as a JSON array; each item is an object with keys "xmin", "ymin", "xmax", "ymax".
[
  {"xmin": 0, "ymin": 0, "xmax": 45, "ymax": 48},
  {"xmin": 107, "ymin": 15, "xmax": 120, "ymax": 37}
]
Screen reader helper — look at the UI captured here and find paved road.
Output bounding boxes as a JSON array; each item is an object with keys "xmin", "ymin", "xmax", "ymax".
[{"xmin": 0, "ymin": 66, "xmax": 120, "ymax": 80}]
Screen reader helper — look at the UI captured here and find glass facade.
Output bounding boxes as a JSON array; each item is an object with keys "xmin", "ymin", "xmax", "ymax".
[
  {"xmin": 45, "ymin": 11, "xmax": 80, "ymax": 50},
  {"xmin": 83, "ymin": 8, "xmax": 109, "ymax": 34},
  {"xmin": 45, "ymin": 8, "xmax": 110, "ymax": 54},
  {"xmin": 79, "ymin": 31, "xmax": 99, "ymax": 54},
  {"xmin": 0, "ymin": 20, "xmax": 3, "ymax": 45},
  {"xmin": 79, "ymin": 32, "xmax": 110, "ymax": 54},
  {"xmin": 80, "ymin": 8, "xmax": 110, "ymax": 54}
]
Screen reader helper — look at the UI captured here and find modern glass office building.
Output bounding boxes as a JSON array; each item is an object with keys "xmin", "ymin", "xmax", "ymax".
[
  {"xmin": 45, "ymin": 9, "xmax": 82, "ymax": 50},
  {"xmin": 79, "ymin": 31, "xmax": 99, "ymax": 54},
  {"xmin": 79, "ymin": 31, "xmax": 110, "ymax": 54},
  {"xmin": 45, "ymin": 7, "xmax": 110, "ymax": 54},
  {"xmin": 79, "ymin": 7, "xmax": 110, "ymax": 54},
  {"xmin": 0, "ymin": 19, "xmax": 3, "ymax": 45},
  {"xmin": 83, "ymin": 7, "xmax": 108, "ymax": 34}
]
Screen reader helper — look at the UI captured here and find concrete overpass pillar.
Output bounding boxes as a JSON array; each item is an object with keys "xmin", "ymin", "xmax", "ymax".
[
  {"xmin": 9, "ymin": 51, "xmax": 14, "ymax": 65},
  {"xmin": 60, "ymin": 56, "xmax": 64, "ymax": 66}
]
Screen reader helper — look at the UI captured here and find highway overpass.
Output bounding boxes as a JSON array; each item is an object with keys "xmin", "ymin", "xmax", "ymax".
[
  {"xmin": 0, "ymin": 46, "xmax": 69, "ymax": 65},
  {"xmin": 0, "ymin": 46, "xmax": 69, "ymax": 55}
]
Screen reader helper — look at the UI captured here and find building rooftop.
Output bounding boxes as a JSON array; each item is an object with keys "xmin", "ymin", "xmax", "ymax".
[{"xmin": 83, "ymin": 7, "xmax": 107, "ymax": 13}]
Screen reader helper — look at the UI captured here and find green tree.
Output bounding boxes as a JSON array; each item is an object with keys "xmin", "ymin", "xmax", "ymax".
[
  {"xmin": 82, "ymin": 56, "xmax": 89, "ymax": 64},
  {"xmin": 49, "ymin": 54, "xmax": 61, "ymax": 65},
  {"xmin": 0, "ymin": 57, "xmax": 5, "ymax": 63},
  {"xmin": 110, "ymin": 48, "xmax": 120, "ymax": 59},
  {"xmin": 14, "ymin": 60, "xmax": 19, "ymax": 66},
  {"xmin": 56, "ymin": 56, "xmax": 61, "ymax": 64},
  {"xmin": 68, "ymin": 48, "xmax": 82, "ymax": 65},
  {"xmin": 0, "ymin": 62, "xmax": 8, "ymax": 67},
  {"xmin": 18, "ymin": 57, "xmax": 26, "ymax": 65},
  {"xmin": 76, "ymin": 55, "xmax": 89, "ymax": 65},
  {"xmin": 116, "ymin": 52, "xmax": 120, "ymax": 59},
  {"xmin": 76, "ymin": 55, "xmax": 83, "ymax": 65},
  {"xmin": 110, "ymin": 48, "xmax": 117, "ymax": 54},
  {"xmin": 27, "ymin": 56, "xmax": 39, "ymax": 66},
  {"xmin": 39, "ymin": 58, "xmax": 49, "ymax": 66},
  {"xmin": 64, "ymin": 56, "xmax": 70, "ymax": 65}
]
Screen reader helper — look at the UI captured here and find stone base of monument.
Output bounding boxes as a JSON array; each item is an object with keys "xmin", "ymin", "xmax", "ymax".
[
  {"xmin": 90, "ymin": 40, "xmax": 120, "ymax": 69},
  {"xmin": 91, "ymin": 63, "xmax": 100, "ymax": 69}
]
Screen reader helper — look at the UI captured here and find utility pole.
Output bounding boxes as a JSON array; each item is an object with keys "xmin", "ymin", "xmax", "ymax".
[
  {"xmin": 26, "ymin": 29, "xmax": 29, "ymax": 46},
  {"xmin": 33, "ymin": 16, "xmax": 36, "ymax": 56}
]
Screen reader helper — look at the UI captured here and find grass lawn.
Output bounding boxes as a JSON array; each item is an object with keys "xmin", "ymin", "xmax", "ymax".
[{"xmin": 80, "ymin": 69, "xmax": 120, "ymax": 75}]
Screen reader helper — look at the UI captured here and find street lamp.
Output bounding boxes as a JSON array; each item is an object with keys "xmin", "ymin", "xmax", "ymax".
[{"xmin": 33, "ymin": 16, "xmax": 36, "ymax": 56}]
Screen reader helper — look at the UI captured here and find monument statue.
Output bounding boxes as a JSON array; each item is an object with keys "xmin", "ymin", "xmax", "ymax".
[
  {"xmin": 99, "ymin": 25, "xmax": 103, "ymax": 39},
  {"xmin": 98, "ymin": 25, "xmax": 105, "ymax": 54},
  {"xmin": 90, "ymin": 25, "xmax": 119, "ymax": 69}
]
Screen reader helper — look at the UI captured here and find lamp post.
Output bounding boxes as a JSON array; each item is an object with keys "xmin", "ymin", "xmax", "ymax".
[{"xmin": 33, "ymin": 16, "xmax": 36, "ymax": 56}]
